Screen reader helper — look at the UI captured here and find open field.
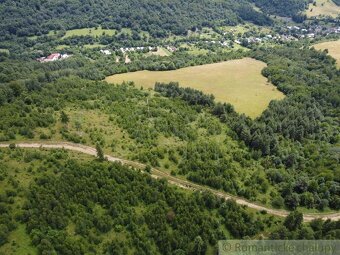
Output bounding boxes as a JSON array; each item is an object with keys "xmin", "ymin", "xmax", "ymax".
[
  {"xmin": 188, "ymin": 27, "xmax": 221, "ymax": 39},
  {"xmin": 220, "ymin": 24, "xmax": 271, "ymax": 35},
  {"xmin": 0, "ymin": 49, "xmax": 9, "ymax": 54},
  {"xmin": 313, "ymin": 40, "xmax": 340, "ymax": 67},
  {"xmin": 147, "ymin": 47, "xmax": 171, "ymax": 56},
  {"xmin": 307, "ymin": 0, "xmax": 340, "ymax": 18},
  {"xmin": 105, "ymin": 58, "xmax": 285, "ymax": 117},
  {"xmin": 63, "ymin": 27, "xmax": 116, "ymax": 38},
  {"xmin": 55, "ymin": 44, "xmax": 69, "ymax": 50},
  {"xmin": 83, "ymin": 43, "xmax": 106, "ymax": 49},
  {"xmin": 178, "ymin": 43, "xmax": 210, "ymax": 55}
]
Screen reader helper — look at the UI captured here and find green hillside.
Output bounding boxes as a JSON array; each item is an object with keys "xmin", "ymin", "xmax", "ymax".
[
  {"xmin": 0, "ymin": 0, "xmax": 272, "ymax": 39},
  {"xmin": 251, "ymin": 0, "xmax": 310, "ymax": 16},
  {"xmin": 0, "ymin": 0, "xmax": 339, "ymax": 253}
]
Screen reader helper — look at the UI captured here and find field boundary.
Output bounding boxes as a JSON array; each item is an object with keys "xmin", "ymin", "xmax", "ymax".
[{"xmin": 105, "ymin": 58, "xmax": 285, "ymax": 118}]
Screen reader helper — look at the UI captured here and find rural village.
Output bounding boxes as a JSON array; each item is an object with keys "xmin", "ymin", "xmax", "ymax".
[{"xmin": 36, "ymin": 22, "xmax": 340, "ymax": 64}]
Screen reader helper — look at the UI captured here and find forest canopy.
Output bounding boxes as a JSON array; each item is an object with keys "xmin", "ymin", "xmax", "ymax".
[{"xmin": 0, "ymin": 0, "xmax": 275, "ymax": 38}]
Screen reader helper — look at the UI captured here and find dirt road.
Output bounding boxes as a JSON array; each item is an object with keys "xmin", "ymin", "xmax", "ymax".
[{"xmin": 1, "ymin": 142, "xmax": 339, "ymax": 222}]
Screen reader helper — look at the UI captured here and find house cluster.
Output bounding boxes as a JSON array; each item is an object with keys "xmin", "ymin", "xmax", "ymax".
[
  {"xmin": 100, "ymin": 49, "xmax": 112, "ymax": 55},
  {"xmin": 100, "ymin": 45, "xmax": 177, "ymax": 55},
  {"xmin": 241, "ymin": 34, "xmax": 297, "ymax": 44},
  {"xmin": 232, "ymin": 24, "xmax": 340, "ymax": 46},
  {"xmin": 119, "ymin": 46, "xmax": 155, "ymax": 54},
  {"xmin": 37, "ymin": 53, "xmax": 71, "ymax": 63},
  {"xmin": 200, "ymin": 40, "xmax": 232, "ymax": 47},
  {"xmin": 166, "ymin": 46, "xmax": 177, "ymax": 52},
  {"xmin": 284, "ymin": 25, "xmax": 340, "ymax": 39}
]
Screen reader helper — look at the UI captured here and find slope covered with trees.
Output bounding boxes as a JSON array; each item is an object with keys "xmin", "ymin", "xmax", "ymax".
[
  {"xmin": 0, "ymin": 0, "xmax": 272, "ymax": 39},
  {"xmin": 251, "ymin": 0, "xmax": 311, "ymax": 16},
  {"xmin": 0, "ymin": 42, "xmax": 339, "ymax": 212},
  {"xmin": 154, "ymin": 45, "xmax": 340, "ymax": 211},
  {"xmin": 0, "ymin": 149, "xmax": 338, "ymax": 254},
  {"xmin": 0, "ymin": 149, "xmax": 274, "ymax": 254}
]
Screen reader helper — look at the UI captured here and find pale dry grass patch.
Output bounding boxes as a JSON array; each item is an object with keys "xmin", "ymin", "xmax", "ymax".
[
  {"xmin": 105, "ymin": 58, "xmax": 285, "ymax": 118},
  {"xmin": 314, "ymin": 40, "xmax": 340, "ymax": 67}
]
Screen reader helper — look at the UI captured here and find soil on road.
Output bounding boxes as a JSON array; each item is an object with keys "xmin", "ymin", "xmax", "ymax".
[{"xmin": 1, "ymin": 142, "xmax": 339, "ymax": 222}]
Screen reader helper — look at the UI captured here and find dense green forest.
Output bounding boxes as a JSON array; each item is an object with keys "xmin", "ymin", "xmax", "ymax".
[
  {"xmin": 251, "ymin": 0, "xmax": 311, "ymax": 16},
  {"xmin": 0, "ymin": 0, "xmax": 273, "ymax": 39},
  {"xmin": 0, "ymin": 0, "xmax": 320, "ymax": 41},
  {"xmin": 0, "ymin": 149, "xmax": 339, "ymax": 254}
]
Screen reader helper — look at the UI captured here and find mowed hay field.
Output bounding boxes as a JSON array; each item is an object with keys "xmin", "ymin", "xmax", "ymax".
[
  {"xmin": 314, "ymin": 40, "xmax": 340, "ymax": 67},
  {"xmin": 307, "ymin": 0, "xmax": 340, "ymax": 18},
  {"xmin": 105, "ymin": 58, "xmax": 285, "ymax": 118}
]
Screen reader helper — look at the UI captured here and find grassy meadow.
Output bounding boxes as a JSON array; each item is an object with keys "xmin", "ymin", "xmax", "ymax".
[
  {"xmin": 0, "ymin": 49, "xmax": 9, "ymax": 54},
  {"xmin": 105, "ymin": 58, "xmax": 285, "ymax": 118},
  {"xmin": 307, "ymin": 0, "xmax": 340, "ymax": 17},
  {"xmin": 62, "ymin": 27, "xmax": 116, "ymax": 38},
  {"xmin": 313, "ymin": 40, "xmax": 340, "ymax": 67},
  {"xmin": 147, "ymin": 47, "xmax": 171, "ymax": 57}
]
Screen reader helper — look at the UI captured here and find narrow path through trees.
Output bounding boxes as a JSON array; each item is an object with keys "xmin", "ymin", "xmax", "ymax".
[{"xmin": 1, "ymin": 142, "xmax": 339, "ymax": 222}]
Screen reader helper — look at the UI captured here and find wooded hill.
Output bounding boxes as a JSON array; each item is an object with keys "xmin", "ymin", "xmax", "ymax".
[
  {"xmin": 0, "ymin": 44, "xmax": 339, "ymax": 212},
  {"xmin": 0, "ymin": 149, "xmax": 339, "ymax": 254},
  {"xmin": 0, "ymin": 0, "xmax": 311, "ymax": 39},
  {"xmin": 251, "ymin": 0, "xmax": 311, "ymax": 16}
]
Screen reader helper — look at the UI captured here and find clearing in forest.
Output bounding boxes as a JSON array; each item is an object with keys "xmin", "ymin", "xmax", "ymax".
[
  {"xmin": 147, "ymin": 47, "xmax": 171, "ymax": 57},
  {"xmin": 313, "ymin": 40, "xmax": 340, "ymax": 67},
  {"xmin": 307, "ymin": 0, "xmax": 340, "ymax": 18},
  {"xmin": 62, "ymin": 27, "xmax": 116, "ymax": 38},
  {"xmin": 105, "ymin": 58, "xmax": 285, "ymax": 118}
]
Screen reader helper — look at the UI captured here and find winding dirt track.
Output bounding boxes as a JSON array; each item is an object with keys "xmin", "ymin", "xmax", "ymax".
[{"xmin": 0, "ymin": 142, "xmax": 339, "ymax": 222}]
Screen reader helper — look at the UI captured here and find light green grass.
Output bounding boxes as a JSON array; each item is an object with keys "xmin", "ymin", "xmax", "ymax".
[
  {"xmin": 220, "ymin": 24, "xmax": 271, "ymax": 35},
  {"xmin": 105, "ymin": 58, "xmax": 285, "ymax": 118},
  {"xmin": 0, "ymin": 224, "xmax": 38, "ymax": 255},
  {"xmin": 56, "ymin": 44, "xmax": 69, "ymax": 50},
  {"xmin": 307, "ymin": 0, "xmax": 340, "ymax": 17},
  {"xmin": 187, "ymin": 47, "xmax": 210, "ymax": 55},
  {"xmin": 56, "ymin": 44, "xmax": 106, "ymax": 50},
  {"xmin": 147, "ymin": 47, "xmax": 171, "ymax": 57},
  {"xmin": 0, "ymin": 49, "xmax": 9, "ymax": 54},
  {"xmin": 188, "ymin": 27, "xmax": 221, "ymax": 39},
  {"xmin": 28, "ymin": 30, "xmax": 58, "ymax": 40},
  {"xmin": 117, "ymin": 28, "xmax": 133, "ymax": 36},
  {"xmin": 179, "ymin": 44, "xmax": 210, "ymax": 55},
  {"xmin": 313, "ymin": 40, "xmax": 340, "ymax": 67},
  {"xmin": 220, "ymin": 25, "xmax": 250, "ymax": 34},
  {"xmin": 83, "ymin": 44, "xmax": 106, "ymax": 49},
  {"xmin": 63, "ymin": 27, "xmax": 116, "ymax": 38},
  {"xmin": 139, "ymin": 31, "xmax": 150, "ymax": 40},
  {"xmin": 229, "ymin": 43, "xmax": 249, "ymax": 51}
]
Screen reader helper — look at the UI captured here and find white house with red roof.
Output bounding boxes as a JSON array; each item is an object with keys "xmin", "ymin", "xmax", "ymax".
[
  {"xmin": 45, "ymin": 53, "xmax": 61, "ymax": 62},
  {"xmin": 36, "ymin": 53, "xmax": 71, "ymax": 63}
]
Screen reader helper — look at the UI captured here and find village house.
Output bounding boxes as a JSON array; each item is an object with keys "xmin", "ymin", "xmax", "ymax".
[
  {"xmin": 166, "ymin": 46, "xmax": 177, "ymax": 52},
  {"xmin": 45, "ymin": 53, "xmax": 61, "ymax": 62},
  {"xmin": 100, "ymin": 49, "xmax": 112, "ymax": 55},
  {"xmin": 36, "ymin": 53, "xmax": 71, "ymax": 63}
]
